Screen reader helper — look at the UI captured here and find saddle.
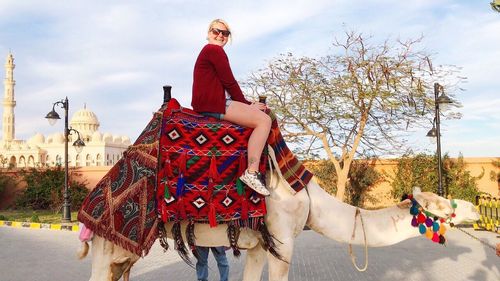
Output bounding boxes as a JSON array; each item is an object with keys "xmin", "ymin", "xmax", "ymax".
[
  {"xmin": 78, "ymin": 98, "xmax": 313, "ymax": 258},
  {"xmin": 157, "ymin": 98, "xmax": 267, "ymax": 227}
]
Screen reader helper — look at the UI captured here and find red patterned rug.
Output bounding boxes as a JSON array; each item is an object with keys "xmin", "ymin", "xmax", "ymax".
[{"xmin": 78, "ymin": 98, "xmax": 313, "ymax": 257}]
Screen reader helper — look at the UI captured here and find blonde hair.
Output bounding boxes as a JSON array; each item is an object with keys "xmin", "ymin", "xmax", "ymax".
[{"xmin": 207, "ymin": 19, "xmax": 232, "ymax": 43}]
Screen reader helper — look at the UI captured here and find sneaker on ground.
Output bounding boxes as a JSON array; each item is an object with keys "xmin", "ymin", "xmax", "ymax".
[{"xmin": 239, "ymin": 169, "xmax": 270, "ymax": 196}]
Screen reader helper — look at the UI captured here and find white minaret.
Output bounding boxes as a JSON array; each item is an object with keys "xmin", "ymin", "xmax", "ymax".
[{"xmin": 2, "ymin": 52, "xmax": 16, "ymax": 143}]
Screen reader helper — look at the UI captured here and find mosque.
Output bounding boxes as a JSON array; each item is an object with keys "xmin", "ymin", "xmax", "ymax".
[{"xmin": 0, "ymin": 53, "xmax": 131, "ymax": 168}]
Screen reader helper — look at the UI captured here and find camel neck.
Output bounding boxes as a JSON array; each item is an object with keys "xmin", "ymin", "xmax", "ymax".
[{"xmin": 306, "ymin": 182, "xmax": 419, "ymax": 246}]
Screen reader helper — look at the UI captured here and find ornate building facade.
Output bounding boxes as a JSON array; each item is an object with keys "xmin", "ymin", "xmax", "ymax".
[{"xmin": 0, "ymin": 53, "xmax": 130, "ymax": 168}]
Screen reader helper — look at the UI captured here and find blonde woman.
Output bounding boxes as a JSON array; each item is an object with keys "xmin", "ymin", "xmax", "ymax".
[{"xmin": 191, "ymin": 19, "xmax": 271, "ymax": 196}]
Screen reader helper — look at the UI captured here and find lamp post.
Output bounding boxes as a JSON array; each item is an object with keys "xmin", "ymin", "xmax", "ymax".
[
  {"xmin": 45, "ymin": 97, "xmax": 85, "ymax": 222},
  {"xmin": 491, "ymin": 0, "xmax": 500, "ymax": 12},
  {"xmin": 426, "ymin": 83, "xmax": 453, "ymax": 197}
]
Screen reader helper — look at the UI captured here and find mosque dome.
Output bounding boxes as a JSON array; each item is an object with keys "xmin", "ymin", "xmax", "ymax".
[
  {"xmin": 121, "ymin": 136, "xmax": 131, "ymax": 145},
  {"xmin": 28, "ymin": 133, "xmax": 45, "ymax": 144},
  {"xmin": 47, "ymin": 133, "xmax": 65, "ymax": 144},
  {"xmin": 102, "ymin": 133, "xmax": 113, "ymax": 143},
  {"xmin": 70, "ymin": 105, "xmax": 100, "ymax": 139},
  {"xmin": 91, "ymin": 131, "xmax": 102, "ymax": 142}
]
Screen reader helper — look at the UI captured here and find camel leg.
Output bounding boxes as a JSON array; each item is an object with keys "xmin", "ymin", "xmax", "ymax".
[
  {"xmin": 267, "ymin": 238, "xmax": 294, "ymax": 281},
  {"xmin": 242, "ymin": 243, "xmax": 267, "ymax": 281}
]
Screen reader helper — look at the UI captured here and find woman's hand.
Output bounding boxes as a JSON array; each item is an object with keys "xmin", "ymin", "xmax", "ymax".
[{"xmin": 251, "ymin": 102, "xmax": 267, "ymax": 111}]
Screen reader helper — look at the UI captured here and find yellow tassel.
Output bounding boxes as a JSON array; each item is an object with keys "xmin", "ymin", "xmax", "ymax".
[
  {"xmin": 439, "ymin": 224, "xmax": 447, "ymax": 235},
  {"xmin": 425, "ymin": 228, "xmax": 433, "ymax": 239}
]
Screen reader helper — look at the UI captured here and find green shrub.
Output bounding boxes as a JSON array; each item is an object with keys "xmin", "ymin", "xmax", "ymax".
[
  {"xmin": 15, "ymin": 166, "xmax": 89, "ymax": 211},
  {"xmin": 0, "ymin": 214, "xmax": 9, "ymax": 220},
  {"xmin": 30, "ymin": 214, "xmax": 40, "ymax": 223},
  {"xmin": 391, "ymin": 153, "xmax": 481, "ymax": 202},
  {"xmin": 306, "ymin": 159, "xmax": 381, "ymax": 206}
]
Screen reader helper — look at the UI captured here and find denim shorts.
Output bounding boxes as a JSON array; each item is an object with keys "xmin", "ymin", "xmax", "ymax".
[{"xmin": 201, "ymin": 98, "xmax": 232, "ymax": 120}]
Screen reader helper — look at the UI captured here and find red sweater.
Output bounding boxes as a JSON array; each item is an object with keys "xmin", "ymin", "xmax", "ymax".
[{"xmin": 192, "ymin": 44, "xmax": 250, "ymax": 113}]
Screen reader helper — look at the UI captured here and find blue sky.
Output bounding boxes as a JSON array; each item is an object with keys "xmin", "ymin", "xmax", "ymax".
[{"xmin": 0, "ymin": 0, "xmax": 499, "ymax": 157}]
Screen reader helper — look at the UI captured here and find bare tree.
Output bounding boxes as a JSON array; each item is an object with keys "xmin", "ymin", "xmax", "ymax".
[{"xmin": 245, "ymin": 31, "xmax": 465, "ymax": 200}]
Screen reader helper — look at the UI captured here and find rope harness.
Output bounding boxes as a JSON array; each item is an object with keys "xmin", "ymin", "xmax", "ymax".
[{"xmin": 348, "ymin": 208, "xmax": 369, "ymax": 272}]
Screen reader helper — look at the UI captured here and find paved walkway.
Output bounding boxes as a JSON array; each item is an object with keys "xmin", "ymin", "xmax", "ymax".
[{"xmin": 1, "ymin": 224, "xmax": 499, "ymax": 281}]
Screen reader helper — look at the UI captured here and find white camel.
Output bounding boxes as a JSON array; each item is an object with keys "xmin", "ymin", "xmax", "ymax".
[{"xmin": 78, "ymin": 164, "xmax": 480, "ymax": 281}]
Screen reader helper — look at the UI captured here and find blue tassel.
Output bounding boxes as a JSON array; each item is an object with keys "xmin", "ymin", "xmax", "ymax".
[
  {"xmin": 176, "ymin": 174, "xmax": 185, "ymax": 197},
  {"xmin": 418, "ymin": 224, "xmax": 427, "ymax": 234}
]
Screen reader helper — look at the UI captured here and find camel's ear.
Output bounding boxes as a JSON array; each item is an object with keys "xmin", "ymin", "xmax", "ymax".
[{"xmin": 413, "ymin": 186, "xmax": 422, "ymax": 195}]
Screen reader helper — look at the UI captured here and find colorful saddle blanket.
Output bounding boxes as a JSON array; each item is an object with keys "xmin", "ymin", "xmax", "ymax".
[
  {"xmin": 157, "ymin": 99, "xmax": 268, "ymax": 227},
  {"xmin": 77, "ymin": 98, "xmax": 313, "ymax": 257}
]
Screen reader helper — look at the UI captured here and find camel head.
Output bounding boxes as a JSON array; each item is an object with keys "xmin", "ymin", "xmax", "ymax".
[
  {"xmin": 78, "ymin": 235, "xmax": 139, "ymax": 281},
  {"xmin": 449, "ymin": 198, "xmax": 481, "ymax": 224},
  {"xmin": 410, "ymin": 187, "xmax": 480, "ymax": 225}
]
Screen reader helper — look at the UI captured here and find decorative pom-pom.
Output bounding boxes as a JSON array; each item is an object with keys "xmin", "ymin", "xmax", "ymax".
[
  {"xmin": 432, "ymin": 221, "xmax": 440, "ymax": 232},
  {"xmin": 432, "ymin": 232, "xmax": 440, "ymax": 243},
  {"xmin": 451, "ymin": 200, "xmax": 457, "ymax": 209},
  {"xmin": 419, "ymin": 224, "xmax": 427, "ymax": 234},
  {"xmin": 425, "ymin": 228, "xmax": 433, "ymax": 239},
  {"xmin": 451, "ymin": 213, "xmax": 456, "ymax": 218},
  {"xmin": 439, "ymin": 235, "xmax": 446, "ymax": 244},
  {"xmin": 410, "ymin": 205, "xmax": 419, "ymax": 215},
  {"xmin": 425, "ymin": 217, "xmax": 433, "ymax": 227},
  {"xmin": 439, "ymin": 224, "xmax": 447, "ymax": 235},
  {"xmin": 411, "ymin": 216, "xmax": 418, "ymax": 227},
  {"xmin": 439, "ymin": 218, "xmax": 445, "ymax": 223},
  {"xmin": 417, "ymin": 213, "xmax": 426, "ymax": 224}
]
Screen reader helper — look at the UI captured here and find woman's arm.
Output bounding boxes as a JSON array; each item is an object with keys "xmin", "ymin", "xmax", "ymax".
[{"xmin": 207, "ymin": 45, "xmax": 251, "ymax": 104}]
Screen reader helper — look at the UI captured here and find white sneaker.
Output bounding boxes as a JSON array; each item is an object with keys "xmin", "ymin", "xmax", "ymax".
[{"xmin": 239, "ymin": 169, "xmax": 270, "ymax": 196}]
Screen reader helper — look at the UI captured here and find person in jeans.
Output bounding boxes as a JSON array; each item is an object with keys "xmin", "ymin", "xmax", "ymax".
[
  {"xmin": 191, "ymin": 18, "xmax": 271, "ymax": 196},
  {"xmin": 195, "ymin": 246, "xmax": 229, "ymax": 281}
]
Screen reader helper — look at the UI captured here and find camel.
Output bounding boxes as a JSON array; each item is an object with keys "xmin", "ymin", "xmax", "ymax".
[{"xmin": 78, "ymin": 163, "xmax": 480, "ymax": 281}]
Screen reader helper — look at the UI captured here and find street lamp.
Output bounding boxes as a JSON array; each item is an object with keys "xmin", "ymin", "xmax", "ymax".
[
  {"xmin": 426, "ymin": 83, "xmax": 453, "ymax": 197},
  {"xmin": 45, "ymin": 97, "xmax": 85, "ymax": 222},
  {"xmin": 491, "ymin": 0, "xmax": 500, "ymax": 13}
]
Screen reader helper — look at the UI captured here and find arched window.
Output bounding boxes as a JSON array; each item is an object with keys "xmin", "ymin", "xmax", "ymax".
[
  {"xmin": 19, "ymin": 156, "xmax": 26, "ymax": 168},
  {"xmin": 9, "ymin": 156, "xmax": 16, "ymax": 168},
  {"xmin": 86, "ymin": 154, "xmax": 91, "ymax": 166},
  {"xmin": 75, "ymin": 154, "xmax": 81, "ymax": 167},
  {"xmin": 28, "ymin": 156, "xmax": 35, "ymax": 167},
  {"xmin": 96, "ymin": 154, "xmax": 102, "ymax": 166},
  {"xmin": 55, "ymin": 155, "xmax": 62, "ymax": 166}
]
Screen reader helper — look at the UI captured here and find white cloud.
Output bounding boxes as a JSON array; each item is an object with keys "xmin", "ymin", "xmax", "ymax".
[{"xmin": 1, "ymin": 0, "xmax": 499, "ymax": 158}]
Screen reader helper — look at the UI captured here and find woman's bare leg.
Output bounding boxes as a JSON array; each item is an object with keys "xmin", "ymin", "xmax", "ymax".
[{"xmin": 223, "ymin": 101, "xmax": 271, "ymax": 172}]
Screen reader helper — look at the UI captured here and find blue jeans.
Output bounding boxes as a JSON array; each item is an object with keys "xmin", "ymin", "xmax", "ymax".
[{"xmin": 195, "ymin": 246, "xmax": 229, "ymax": 281}]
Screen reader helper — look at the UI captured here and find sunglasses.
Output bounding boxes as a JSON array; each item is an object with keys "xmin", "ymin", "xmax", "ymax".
[{"xmin": 210, "ymin": 28, "xmax": 231, "ymax": 37}]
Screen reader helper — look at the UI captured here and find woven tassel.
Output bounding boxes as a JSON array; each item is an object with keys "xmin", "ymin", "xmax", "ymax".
[
  {"xmin": 178, "ymin": 151, "xmax": 187, "ymax": 174},
  {"xmin": 165, "ymin": 158, "xmax": 174, "ymax": 178},
  {"xmin": 171, "ymin": 221, "xmax": 193, "ymax": 266},
  {"xmin": 178, "ymin": 198, "xmax": 187, "ymax": 220},
  {"xmin": 209, "ymin": 202, "xmax": 217, "ymax": 228},
  {"xmin": 236, "ymin": 178, "xmax": 244, "ymax": 196},
  {"xmin": 176, "ymin": 174, "xmax": 185, "ymax": 197},
  {"xmin": 258, "ymin": 218, "xmax": 283, "ymax": 261},
  {"xmin": 158, "ymin": 221, "xmax": 169, "ymax": 252},
  {"xmin": 241, "ymin": 198, "xmax": 249, "ymax": 220},
  {"xmin": 186, "ymin": 220, "xmax": 198, "ymax": 259},
  {"xmin": 164, "ymin": 183, "xmax": 171, "ymax": 199},
  {"xmin": 160, "ymin": 200, "xmax": 168, "ymax": 222},
  {"xmin": 207, "ymin": 179, "xmax": 215, "ymax": 198},
  {"xmin": 238, "ymin": 152, "xmax": 246, "ymax": 176},
  {"xmin": 227, "ymin": 222, "xmax": 241, "ymax": 257},
  {"xmin": 209, "ymin": 155, "xmax": 219, "ymax": 181}
]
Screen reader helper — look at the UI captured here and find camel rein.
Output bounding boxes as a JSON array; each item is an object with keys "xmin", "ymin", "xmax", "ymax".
[{"xmin": 348, "ymin": 208, "xmax": 369, "ymax": 272}]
